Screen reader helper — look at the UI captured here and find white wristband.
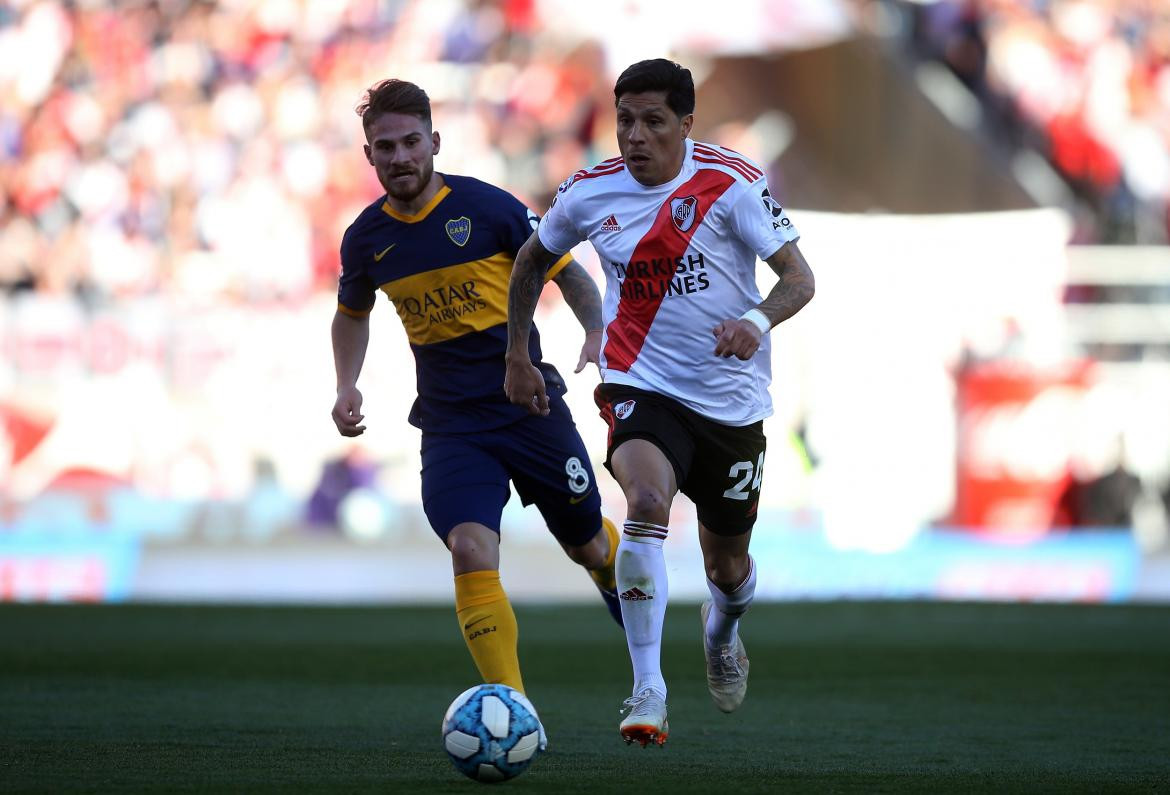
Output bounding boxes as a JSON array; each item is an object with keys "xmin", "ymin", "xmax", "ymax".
[{"xmin": 740, "ymin": 308, "xmax": 771, "ymax": 336}]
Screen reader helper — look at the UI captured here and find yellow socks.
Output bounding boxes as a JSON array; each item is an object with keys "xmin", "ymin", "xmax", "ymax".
[
  {"xmin": 588, "ymin": 517, "xmax": 619, "ymax": 593},
  {"xmin": 454, "ymin": 570, "xmax": 524, "ymax": 693},
  {"xmin": 453, "ymin": 520, "xmax": 619, "ymax": 690}
]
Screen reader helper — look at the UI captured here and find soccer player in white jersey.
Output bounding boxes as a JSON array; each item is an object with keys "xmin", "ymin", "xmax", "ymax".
[{"xmin": 503, "ymin": 58, "xmax": 815, "ymax": 746}]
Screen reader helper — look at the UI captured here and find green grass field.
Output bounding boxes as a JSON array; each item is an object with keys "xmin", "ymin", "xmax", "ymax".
[{"xmin": 2, "ymin": 601, "xmax": 1168, "ymax": 793}]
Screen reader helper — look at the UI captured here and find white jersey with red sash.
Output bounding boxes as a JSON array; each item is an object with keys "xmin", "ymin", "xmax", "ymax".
[{"xmin": 537, "ymin": 139, "xmax": 800, "ymax": 425}]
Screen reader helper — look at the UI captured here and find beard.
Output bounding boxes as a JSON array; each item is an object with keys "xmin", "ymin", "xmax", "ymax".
[{"xmin": 381, "ymin": 161, "xmax": 432, "ymax": 203}]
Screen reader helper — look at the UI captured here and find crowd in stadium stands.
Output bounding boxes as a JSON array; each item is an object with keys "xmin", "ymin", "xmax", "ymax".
[
  {"xmin": 907, "ymin": 0, "xmax": 1170, "ymax": 244},
  {"xmin": 0, "ymin": 0, "xmax": 609, "ymax": 300},
  {"xmin": 2, "ymin": 1, "xmax": 1167, "ymax": 303}
]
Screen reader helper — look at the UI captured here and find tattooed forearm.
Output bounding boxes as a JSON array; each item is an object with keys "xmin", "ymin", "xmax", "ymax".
[
  {"xmin": 757, "ymin": 241, "xmax": 815, "ymax": 327},
  {"xmin": 507, "ymin": 235, "xmax": 559, "ymax": 359},
  {"xmin": 552, "ymin": 261, "xmax": 603, "ymax": 332}
]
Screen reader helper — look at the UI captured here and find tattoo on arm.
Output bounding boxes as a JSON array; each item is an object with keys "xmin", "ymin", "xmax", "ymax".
[
  {"xmin": 757, "ymin": 241, "xmax": 816, "ymax": 327},
  {"xmin": 552, "ymin": 261, "xmax": 603, "ymax": 332},
  {"xmin": 507, "ymin": 235, "xmax": 559, "ymax": 356}
]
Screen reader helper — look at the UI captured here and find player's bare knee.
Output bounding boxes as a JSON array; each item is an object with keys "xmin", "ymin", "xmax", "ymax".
[
  {"xmin": 705, "ymin": 554, "xmax": 750, "ymax": 592},
  {"xmin": 623, "ymin": 486, "xmax": 670, "ymax": 525},
  {"xmin": 447, "ymin": 524, "xmax": 499, "ymax": 573},
  {"xmin": 563, "ymin": 540, "xmax": 606, "ymax": 570},
  {"xmin": 449, "ymin": 541, "xmax": 486, "ymax": 572}
]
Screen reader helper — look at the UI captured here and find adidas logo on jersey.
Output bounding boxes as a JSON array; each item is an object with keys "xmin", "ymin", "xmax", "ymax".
[
  {"xmin": 600, "ymin": 214, "xmax": 622, "ymax": 231},
  {"xmin": 619, "ymin": 587, "xmax": 652, "ymax": 601}
]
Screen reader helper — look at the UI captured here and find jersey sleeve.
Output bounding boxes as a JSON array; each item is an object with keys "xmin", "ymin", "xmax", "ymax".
[
  {"xmin": 728, "ymin": 179, "xmax": 800, "ymax": 260},
  {"xmin": 536, "ymin": 187, "xmax": 584, "ymax": 256},
  {"xmin": 496, "ymin": 189, "xmax": 541, "ymax": 256},
  {"xmin": 491, "ymin": 186, "xmax": 572, "ymax": 281},
  {"xmin": 337, "ymin": 227, "xmax": 377, "ymax": 317}
]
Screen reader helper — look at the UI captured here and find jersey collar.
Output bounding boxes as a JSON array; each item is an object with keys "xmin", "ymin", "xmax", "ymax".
[{"xmin": 381, "ymin": 180, "xmax": 451, "ymax": 223}]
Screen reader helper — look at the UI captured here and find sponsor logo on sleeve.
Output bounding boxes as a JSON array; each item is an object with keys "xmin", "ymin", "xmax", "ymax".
[
  {"xmin": 761, "ymin": 188, "xmax": 793, "ymax": 231},
  {"xmin": 558, "ymin": 170, "xmax": 587, "ymax": 193}
]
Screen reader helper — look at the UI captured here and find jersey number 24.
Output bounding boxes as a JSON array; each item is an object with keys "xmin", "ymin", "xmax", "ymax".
[{"xmin": 723, "ymin": 452, "xmax": 765, "ymax": 501}]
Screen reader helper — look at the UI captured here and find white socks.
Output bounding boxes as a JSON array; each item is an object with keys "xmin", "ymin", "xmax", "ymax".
[
  {"xmin": 705, "ymin": 555, "xmax": 756, "ymax": 650},
  {"xmin": 617, "ymin": 520, "xmax": 669, "ymax": 699}
]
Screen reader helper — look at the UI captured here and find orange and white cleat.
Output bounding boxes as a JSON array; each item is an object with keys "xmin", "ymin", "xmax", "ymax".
[{"xmin": 619, "ymin": 688, "xmax": 669, "ymax": 747}]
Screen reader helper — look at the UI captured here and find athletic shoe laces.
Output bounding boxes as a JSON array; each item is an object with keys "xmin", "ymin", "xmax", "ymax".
[
  {"xmin": 620, "ymin": 689, "xmax": 662, "ymax": 717},
  {"xmin": 709, "ymin": 645, "xmax": 746, "ymax": 683}
]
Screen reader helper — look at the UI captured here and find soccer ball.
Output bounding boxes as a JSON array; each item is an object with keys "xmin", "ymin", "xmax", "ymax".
[{"xmin": 441, "ymin": 684, "xmax": 547, "ymax": 783}]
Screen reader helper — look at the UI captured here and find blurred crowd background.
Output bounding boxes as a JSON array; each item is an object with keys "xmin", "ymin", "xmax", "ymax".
[
  {"xmin": 0, "ymin": 0, "xmax": 612, "ymax": 299},
  {"xmin": 1, "ymin": 0, "xmax": 1165, "ymax": 301},
  {"xmin": 909, "ymin": 0, "xmax": 1169, "ymax": 244},
  {"xmin": 1, "ymin": 0, "xmax": 1169, "ymax": 603}
]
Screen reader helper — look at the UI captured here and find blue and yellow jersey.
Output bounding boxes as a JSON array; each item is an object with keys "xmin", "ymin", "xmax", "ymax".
[{"xmin": 338, "ymin": 174, "xmax": 572, "ymax": 433}]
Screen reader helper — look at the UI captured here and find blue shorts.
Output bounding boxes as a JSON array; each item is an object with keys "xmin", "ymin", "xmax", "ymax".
[{"xmin": 420, "ymin": 397, "xmax": 603, "ymax": 547}]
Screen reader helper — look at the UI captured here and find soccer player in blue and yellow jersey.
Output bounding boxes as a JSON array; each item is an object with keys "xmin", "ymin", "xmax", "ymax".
[{"xmin": 330, "ymin": 79, "xmax": 622, "ymax": 695}]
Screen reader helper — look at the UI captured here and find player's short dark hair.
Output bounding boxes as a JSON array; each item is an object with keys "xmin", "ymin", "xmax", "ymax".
[
  {"xmin": 613, "ymin": 59, "xmax": 695, "ymax": 118},
  {"xmin": 356, "ymin": 79, "xmax": 432, "ymax": 132}
]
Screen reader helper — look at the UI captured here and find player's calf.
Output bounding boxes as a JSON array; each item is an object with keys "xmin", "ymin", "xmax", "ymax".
[{"xmin": 565, "ymin": 517, "xmax": 624, "ymax": 628}]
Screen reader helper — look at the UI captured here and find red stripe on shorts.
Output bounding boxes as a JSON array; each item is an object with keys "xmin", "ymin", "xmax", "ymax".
[{"xmin": 595, "ymin": 385, "xmax": 617, "ymax": 448}]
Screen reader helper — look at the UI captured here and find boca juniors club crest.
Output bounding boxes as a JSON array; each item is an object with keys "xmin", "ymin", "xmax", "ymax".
[
  {"xmin": 670, "ymin": 196, "xmax": 698, "ymax": 232},
  {"xmin": 445, "ymin": 216, "xmax": 471, "ymax": 247}
]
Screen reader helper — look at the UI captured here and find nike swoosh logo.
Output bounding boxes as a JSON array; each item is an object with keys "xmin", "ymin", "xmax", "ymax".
[
  {"xmin": 464, "ymin": 615, "xmax": 491, "ymax": 630},
  {"xmin": 373, "ymin": 243, "xmax": 396, "ymax": 261},
  {"xmin": 569, "ymin": 490, "xmax": 593, "ymax": 505}
]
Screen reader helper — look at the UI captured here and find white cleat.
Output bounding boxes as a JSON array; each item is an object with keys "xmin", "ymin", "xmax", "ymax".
[
  {"xmin": 701, "ymin": 600, "xmax": 750, "ymax": 713},
  {"xmin": 619, "ymin": 688, "xmax": 669, "ymax": 747}
]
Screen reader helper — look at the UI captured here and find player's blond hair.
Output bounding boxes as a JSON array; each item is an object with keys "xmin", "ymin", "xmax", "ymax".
[{"xmin": 357, "ymin": 79, "xmax": 432, "ymax": 132}]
